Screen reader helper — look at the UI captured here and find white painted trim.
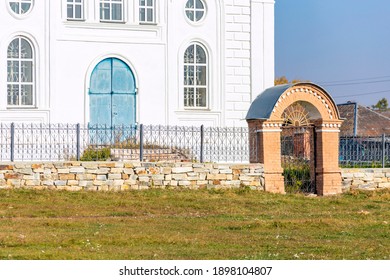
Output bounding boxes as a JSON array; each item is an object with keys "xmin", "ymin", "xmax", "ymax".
[{"xmin": 315, "ymin": 129, "xmax": 340, "ymax": 133}]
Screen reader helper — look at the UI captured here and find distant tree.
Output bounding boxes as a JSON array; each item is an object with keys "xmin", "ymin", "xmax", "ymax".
[
  {"xmin": 372, "ymin": 98, "xmax": 388, "ymax": 110},
  {"xmin": 274, "ymin": 76, "xmax": 310, "ymax": 86},
  {"xmin": 274, "ymin": 76, "xmax": 289, "ymax": 85}
]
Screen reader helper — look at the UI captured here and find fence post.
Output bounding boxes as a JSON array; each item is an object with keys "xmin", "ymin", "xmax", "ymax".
[
  {"xmin": 76, "ymin": 123, "xmax": 81, "ymax": 161},
  {"xmin": 10, "ymin": 122, "xmax": 15, "ymax": 162},
  {"xmin": 200, "ymin": 125, "xmax": 204, "ymax": 163},
  {"xmin": 382, "ymin": 134, "xmax": 386, "ymax": 168},
  {"xmin": 139, "ymin": 124, "xmax": 144, "ymax": 161}
]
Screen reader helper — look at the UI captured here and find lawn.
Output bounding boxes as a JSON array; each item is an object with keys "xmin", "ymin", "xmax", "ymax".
[{"xmin": 0, "ymin": 188, "xmax": 389, "ymax": 260}]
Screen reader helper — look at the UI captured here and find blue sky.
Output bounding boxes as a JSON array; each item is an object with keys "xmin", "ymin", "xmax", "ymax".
[{"xmin": 275, "ymin": 0, "xmax": 390, "ymax": 106}]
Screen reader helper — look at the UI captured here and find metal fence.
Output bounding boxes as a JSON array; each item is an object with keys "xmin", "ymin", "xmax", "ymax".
[
  {"xmin": 0, "ymin": 123, "xmax": 255, "ymax": 163},
  {"xmin": 0, "ymin": 123, "xmax": 389, "ymax": 167},
  {"xmin": 339, "ymin": 134, "xmax": 390, "ymax": 168}
]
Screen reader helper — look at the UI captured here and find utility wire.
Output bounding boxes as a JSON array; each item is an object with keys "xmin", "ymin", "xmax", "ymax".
[
  {"xmin": 315, "ymin": 75, "xmax": 390, "ymax": 84},
  {"xmin": 333, "ymin": 89, "xmax": 390, "ymax": 99},
  {"xmin": 320, "ymin": 78, "xmax": 390, "ymax": 87}
]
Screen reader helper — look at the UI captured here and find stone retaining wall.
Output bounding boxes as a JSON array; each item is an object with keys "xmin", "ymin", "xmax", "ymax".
[
  {"xmin": 0, "ymin": 162, "xmax": 265, "ymax": 191},
  {"xmin": 341, "ymin": 168, "xmax": 390, "ymax": 191}
]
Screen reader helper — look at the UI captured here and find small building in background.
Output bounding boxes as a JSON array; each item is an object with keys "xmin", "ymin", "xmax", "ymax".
[{"xmin": 337, "ymin": 102, "xmax": 390, "ymax": 136}]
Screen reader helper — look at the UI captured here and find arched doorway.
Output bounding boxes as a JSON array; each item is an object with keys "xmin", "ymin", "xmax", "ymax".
[
  {"xmin": 281, "ymin": 102, "xmax": 317, "ymax": 193},
  {"xmin": 246, "ymin": 83, "xmax": 343, "ymax": 196},
  {"xmin": 89, "ymin": 58, "xmax": 136, "ymax": 128}
]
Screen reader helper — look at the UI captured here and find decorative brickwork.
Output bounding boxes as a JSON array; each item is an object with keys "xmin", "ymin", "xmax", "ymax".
[{"xmin": 247, "ymin": 83, "xmax": 344, "ymax": 196}]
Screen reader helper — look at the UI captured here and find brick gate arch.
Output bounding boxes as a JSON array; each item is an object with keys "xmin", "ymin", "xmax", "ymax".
[{"xmin": 246, "ymin": 83, "xmax": 343, "ymax": 196}]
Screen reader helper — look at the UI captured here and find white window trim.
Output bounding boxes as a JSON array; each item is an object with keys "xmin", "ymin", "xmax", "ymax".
[
  {"xmin": 7, "ymin": 0, "xmax": 34, "ymax": 18},
  {"xmin": 183, "ymin": 42, "xmax": 209, "ymax": 110},
  {"xmin": 66, "ymin": 0, "xmax": 85, "ymax": 21},
  {"xmin": 139, "ymin": 0, "xmax": 156, "ymax": 24},
  {"xmin": 6, "ymin": 36, "xmax": 36, "ymax": 108},
  {"xmin": 99, "ymin": 0, "xmax": 125, "ymax": 23},
  {"xmin": 184, "ymin": 0, "xmax": 206, "ymax": 24}
]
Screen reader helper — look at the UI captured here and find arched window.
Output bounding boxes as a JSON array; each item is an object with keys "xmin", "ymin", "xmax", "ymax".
[
  {"xmin": 7, "ymin": 37, "xmax": 35, "ymax": 106},
  {"xmin": 184, "ymin": 43, "xmax": 208, "ymax": 108},
  {"xmin": 8, "ymin": 0, "xmax": 33, "ymax": 15}
]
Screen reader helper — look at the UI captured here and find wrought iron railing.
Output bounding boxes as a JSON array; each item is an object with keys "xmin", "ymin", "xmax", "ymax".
[
  {"xmin": 339, "ymin": 134, "xmax": 390, "ymax": 168},
  {"xmin": 0, "ymin": 122, "xmax": 389, "ymax": 166},
  {"xmin": 0, "ymin": 123, "xmax": 255, "ymax": 163}
]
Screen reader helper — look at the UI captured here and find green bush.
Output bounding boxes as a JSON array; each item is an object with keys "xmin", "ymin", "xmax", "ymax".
[{"xmin": 80, "ymin": 147, "xmax": 111, "ymax": 161}]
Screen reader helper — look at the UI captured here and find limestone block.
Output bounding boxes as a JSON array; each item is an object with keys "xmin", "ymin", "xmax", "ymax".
[
  {"xmin": 123, "ymin": 168, "xmax": 134, "ymax": 175},
  {"xmin": 353, "ymin": 173, "xmax": 365, "ymax": 178},
  {"xmin": 76, "ymin": 174, "xmax": 96, "ymax": 180},
  {"xmin": 79, "ymin": 180, "xmax": 93, "ymax": 187},
  {"xmin": 172, "ymin": 167, "xmax": 193, "ymax": 173},
  {"xmin": 151, "ymin": 174, "xmax": 165, "ymax": 180},
  {"xmin": 113, "ymin": 180, "xmax": 125, "ymax": 186},
  {"xmin": 108, "ymin": 173, "xmax": 122, "ymax": 180},
  {"xmin": 54, "ymin": 180, "xmax": 67, "ymax": 186},
  {"xmin": 81, "ymin": 162, "xmax": 99, "ymax": 169},
  {"xmin": 139, "ymin": 176, "xmax": 150, "ymax": 182},
  {"xmin": 378, "ymin": 182, "xmax": 390, "ymax": 188},
  {"xmin": 42, "ymin": 180, "xmax": 54, "ymax": 186},
  {"xmin": 25, "ymin": 180, "xmax": 40, "ymax": 186},
  {"xmin": 16, "ymin": 168, "xmax": 33, "ymax": 175},
  {"xmin": 110, "ymin": 168, "xmax": 123, "ymax": 174},
  {"xmin": 172, "ymin": 174, "xmax": 187, "ymax": 180},
  {"xmin": 179, "ymin": 180, "xmax": 191, "ymax": 186},
  {"xmin": 96, "ymin": 175, "xmax": 107, "ymax": 181},
  {"xmin": 207, "ymin": 174, "xmax": 227, "ymax": 180},
  {"xmin": 69, "ymin": 167, "xmax": 85, "ymax": 173},
  {"xmin": 59, "ymin": 174, "xmax": 75, "ymax": 180},
  {"xmin": 95, "ymin": 168, "xmax": 110, "ymax": 175},
  {"xmin": 93, "ymin": 180, "xmax": 106, "ymax": 186},
  {"xmin": 7, "ymin": 179, "xmax": 21, "ymax": 186},
  {"xmin": 219, "ymin": 169, "xmax": 233, "ymax": 174},
  {"xmin": 57, "ymin": 168, "xmax": 70, "ymax": 174},
  {"xmin": 67, "ymin": 180, "xmax": 79, "ymax": 186}
]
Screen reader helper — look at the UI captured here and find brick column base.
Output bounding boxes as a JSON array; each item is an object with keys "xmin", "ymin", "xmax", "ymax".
[
  {"xmin": 264, "ymin": 171, "xmax": 285, "ymax": 194},
  {"xmin": 316, "ymin": 170, "xmax": 342, "ymax": 196}
]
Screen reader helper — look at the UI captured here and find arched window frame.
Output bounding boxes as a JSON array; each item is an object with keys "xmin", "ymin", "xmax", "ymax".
[
  {"xmin": 7, "ymin": 0, "xmax": 33, "ymax": 16},
  {"xmin": 6, "ymin": 36, "xmax": 35, "ymax": 107},
  {"xmin": 183, "ymin": 42, "xmax": 208, "ymax": 109}
]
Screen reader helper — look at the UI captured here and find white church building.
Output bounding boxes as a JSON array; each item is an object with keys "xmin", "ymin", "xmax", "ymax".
[{"xmin": 0, "ymin": 0, "xmax": 274, "ymax": 127}]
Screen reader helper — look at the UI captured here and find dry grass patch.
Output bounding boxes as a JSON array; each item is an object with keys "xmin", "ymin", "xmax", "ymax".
[{"xmin": 0, "ymin": 188, "xmax": 389, "ymax": 260}]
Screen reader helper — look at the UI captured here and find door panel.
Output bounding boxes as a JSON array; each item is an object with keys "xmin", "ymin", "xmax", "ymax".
[
  {"xmin": 89, "ymin": 58, "xmax": 136, "ymax": 129},
  {"xmin": 112, "ymin": 59, "xmax": 136, "ymax": 94},
  {"xmin": 112, "ymin": 94, "xmax": 136, "ymax": 127},
  {"xmin": 89, "ymin": 94, "xmax": 112, "ymax": 126},
  {"xmin": 89, "ymin": 59, "xmax": 112, "ymax": 94}
]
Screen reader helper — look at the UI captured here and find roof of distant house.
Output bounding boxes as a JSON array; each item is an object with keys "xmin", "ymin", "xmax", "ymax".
[{"xmin": 337, "ymin": 102, "xmax": 390, "ymax": 136}]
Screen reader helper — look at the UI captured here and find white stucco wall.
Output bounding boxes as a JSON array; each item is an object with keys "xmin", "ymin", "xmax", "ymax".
[{"xmin": 0, "ymin": 0, "xmax": 275, "ymax": 127}]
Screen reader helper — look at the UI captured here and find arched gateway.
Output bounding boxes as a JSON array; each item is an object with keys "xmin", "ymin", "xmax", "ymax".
[{"xmin": 246, "ymin": 83, "xmax": 343, "ymax": 196}]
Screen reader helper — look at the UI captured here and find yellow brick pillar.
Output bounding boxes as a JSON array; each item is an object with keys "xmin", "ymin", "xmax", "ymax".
[
  {"xmin": 248, "ymin": 120, "xmax": 285, "ymax": 194},
  {"xmin": 315, "ymin": 121, "xmax": 344, "ymax": 195}
]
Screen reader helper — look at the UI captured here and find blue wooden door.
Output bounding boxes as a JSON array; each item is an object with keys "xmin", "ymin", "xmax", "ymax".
[{"xmin": 89, "ymin": 58, "xmax": 136, "ymax": 128}]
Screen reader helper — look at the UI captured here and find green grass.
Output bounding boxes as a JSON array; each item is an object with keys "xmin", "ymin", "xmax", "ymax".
[{"xmin": 0, "ymin": 188, "xmax": 389, "ymax": 260}]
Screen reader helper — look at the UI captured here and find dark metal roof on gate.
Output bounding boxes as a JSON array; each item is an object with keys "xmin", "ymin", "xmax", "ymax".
[
  {"xmin": 245, "ymin": 84, "xmax": 292, "ymax": 120},
  {"xmin": 245, "ymin": 82, "xmax": 340, "ymax": 120}
]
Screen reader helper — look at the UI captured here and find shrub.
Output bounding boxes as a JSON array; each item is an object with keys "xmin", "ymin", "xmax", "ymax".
[{"xmin": 80, "ymin": 147, "xmax": 111, "ymax": 161}]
